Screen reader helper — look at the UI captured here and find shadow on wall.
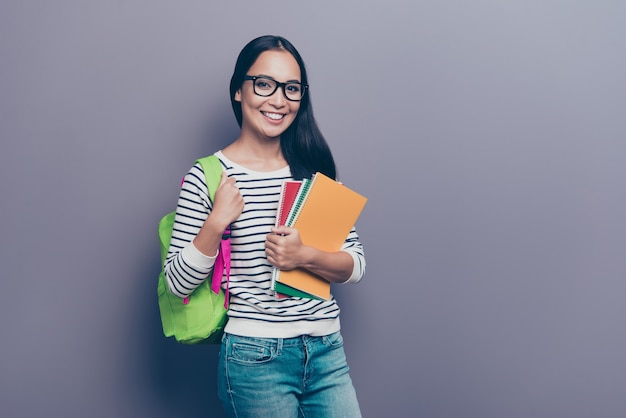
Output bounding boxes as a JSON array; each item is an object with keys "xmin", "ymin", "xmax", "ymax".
[{"xmin": 132, "ymin": 256, "xmax": 227, "ymax": 418}]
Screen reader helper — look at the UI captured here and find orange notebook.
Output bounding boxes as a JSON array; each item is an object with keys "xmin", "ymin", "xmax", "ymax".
[{"xmin": 275, "ymin": 172, "xmax": 367, "ymax": 300}]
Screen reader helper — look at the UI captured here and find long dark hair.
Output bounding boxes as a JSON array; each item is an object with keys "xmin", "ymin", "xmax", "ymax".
[{"xmin": 229, "ymin": 35, "xmax": 336, "ymax": 180}]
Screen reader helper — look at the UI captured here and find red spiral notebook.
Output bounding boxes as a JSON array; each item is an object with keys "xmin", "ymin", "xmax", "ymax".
[
  {"xmin": 273, "ymin": 173, "xmax": 367, "ymax": 300},
  {"xmin": 276, "ymin": 181, "xmax": 302, "ymax": 227}
]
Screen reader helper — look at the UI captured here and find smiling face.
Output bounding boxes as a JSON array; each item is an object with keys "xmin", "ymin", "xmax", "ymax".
[{"xmin": 234, "ymin": 50, "xmax": 302, "ymax": 141}]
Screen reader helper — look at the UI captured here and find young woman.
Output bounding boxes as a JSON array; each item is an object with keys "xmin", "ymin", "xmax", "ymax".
[{"xmin": 164, "ymin": 35, "xmax": 365, "ymax": 418}]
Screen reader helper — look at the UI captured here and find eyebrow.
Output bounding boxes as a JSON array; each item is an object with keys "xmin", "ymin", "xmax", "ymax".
[{"xmin": 254, "ymin": 74, "xmax": 302, "ymax": 84}]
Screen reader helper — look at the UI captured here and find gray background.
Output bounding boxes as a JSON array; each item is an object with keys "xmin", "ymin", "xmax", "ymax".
[{"xmin": 1, "ymin": 1, "xmax": 625, "ymax": 417}]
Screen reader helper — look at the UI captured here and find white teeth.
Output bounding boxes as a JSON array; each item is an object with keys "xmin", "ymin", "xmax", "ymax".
[{"xmin": 262, "ymin": 112, "xmax": 284, "ymax": 120}]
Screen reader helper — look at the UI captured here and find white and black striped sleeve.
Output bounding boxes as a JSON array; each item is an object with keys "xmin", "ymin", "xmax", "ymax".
[
  {"xmin": 340, "ymin": 228, "xmax": 366, "ymax": 284},
  {"xmin": 163, "ymin": 163, "xmax": 216, "ymax": 298}
]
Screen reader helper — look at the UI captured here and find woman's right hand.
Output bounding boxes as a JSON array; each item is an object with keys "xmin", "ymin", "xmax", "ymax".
[
  {"xmin": 211, "ymin": 171, "xmax": 244, "ymax": 229},
  {"xmin": 194, "ymin": 172, "xmax": 243, "ymax": 257}
]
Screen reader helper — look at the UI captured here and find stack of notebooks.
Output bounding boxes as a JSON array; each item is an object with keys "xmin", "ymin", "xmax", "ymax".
[{"xmin": 271, "ymin": 172, "xmax": 367, "ymax": 300}]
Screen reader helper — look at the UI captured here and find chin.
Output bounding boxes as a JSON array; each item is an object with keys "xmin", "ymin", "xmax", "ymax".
[{"xmin": 263, "ymin": 132, "xmax": 284, "ymax": 141}]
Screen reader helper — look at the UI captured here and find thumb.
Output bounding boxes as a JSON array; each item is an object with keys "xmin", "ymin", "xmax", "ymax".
[
  {"xmin": 272, "ymin": 225, "xmax": 292, "ymax": 236},
  {"xmin": 218, "ymin": 171, "xmax": 229, "ymax": 188}
]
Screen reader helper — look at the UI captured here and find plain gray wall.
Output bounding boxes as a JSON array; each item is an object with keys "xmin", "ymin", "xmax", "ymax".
[{"xmin": 1, "ymin": 1, "xmax": 625, "ymax": 417}]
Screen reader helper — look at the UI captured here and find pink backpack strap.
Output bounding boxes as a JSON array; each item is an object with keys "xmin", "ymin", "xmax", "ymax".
[{"xmin": 211, "ymin": 227, "xmax": 231, "ymax": 308}]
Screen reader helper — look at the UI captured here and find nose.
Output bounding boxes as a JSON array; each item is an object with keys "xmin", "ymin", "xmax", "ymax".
[{"xmin": 268, "ymin": 86, "xmax": 287, "ymax": 107}]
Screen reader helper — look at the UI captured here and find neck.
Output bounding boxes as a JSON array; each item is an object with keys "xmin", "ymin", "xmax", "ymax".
[{"xmin": 222, "ymin": 135, "xmax": 287, "ymax": 172}]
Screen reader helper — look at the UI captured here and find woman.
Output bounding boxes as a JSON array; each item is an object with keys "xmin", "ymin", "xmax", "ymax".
[{"xmin": 164, "ymin": 35, "xmax": 365, "ymax": 418}]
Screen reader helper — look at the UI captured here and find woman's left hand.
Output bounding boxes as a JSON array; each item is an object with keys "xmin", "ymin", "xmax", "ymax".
[{"xmin": 265, "ymin": 226, "xmax": 307, "ymax": 270}]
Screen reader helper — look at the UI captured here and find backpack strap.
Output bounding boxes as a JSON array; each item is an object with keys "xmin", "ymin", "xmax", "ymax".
[
  {"xmin": 197, "ymin": 155, "xmax": 231, "ymax": 308},
  {"xmin": 197, "ymin": 155, "xmax": 223, "ymax": 203}
]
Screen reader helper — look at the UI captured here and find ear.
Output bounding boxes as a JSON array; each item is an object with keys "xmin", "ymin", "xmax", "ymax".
[{"xmin": 234, "ymin": 89, "xmax": 242, "ymax": 102}]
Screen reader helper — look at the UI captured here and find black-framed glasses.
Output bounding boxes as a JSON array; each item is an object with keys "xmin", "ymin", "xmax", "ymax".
[{"xmin": 243, "ymin": 75, "xmax": 307, "ymax": 102}]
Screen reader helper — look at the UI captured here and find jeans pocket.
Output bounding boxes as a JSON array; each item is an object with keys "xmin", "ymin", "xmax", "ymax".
[
  {"xmin": 323, "ymin": 331, "xmax": 344, "ymax": 348},
  {"xmin": 227, "ymin": 336, "xmax": 276, "ymax": 364}
]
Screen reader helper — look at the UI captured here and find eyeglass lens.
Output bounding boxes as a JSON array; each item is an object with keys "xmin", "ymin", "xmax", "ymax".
[{"xmin": 253, "ymin": 77, "xmax": 304, "ymax": 101}]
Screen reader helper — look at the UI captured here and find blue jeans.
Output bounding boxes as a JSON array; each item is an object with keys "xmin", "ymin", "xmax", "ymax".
[{"xmin": 218, "ymin": 332, "xmax": 362, "ymax": 418}]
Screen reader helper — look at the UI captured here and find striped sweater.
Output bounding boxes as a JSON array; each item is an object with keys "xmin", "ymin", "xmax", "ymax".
[{"xmin": 164, "ymin": 151, "xmax": 365, "ymax": 338}]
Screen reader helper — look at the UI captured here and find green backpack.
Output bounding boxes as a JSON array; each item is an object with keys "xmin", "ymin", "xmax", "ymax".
[{"xmin": 157, "ymin": 155, "xmax": 229, "ymax": 344}]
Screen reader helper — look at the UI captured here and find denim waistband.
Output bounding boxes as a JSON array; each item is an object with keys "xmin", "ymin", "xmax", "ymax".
[{"xmin": 223, "ymin": 331, "xmax": 342, "ymax": 348}]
